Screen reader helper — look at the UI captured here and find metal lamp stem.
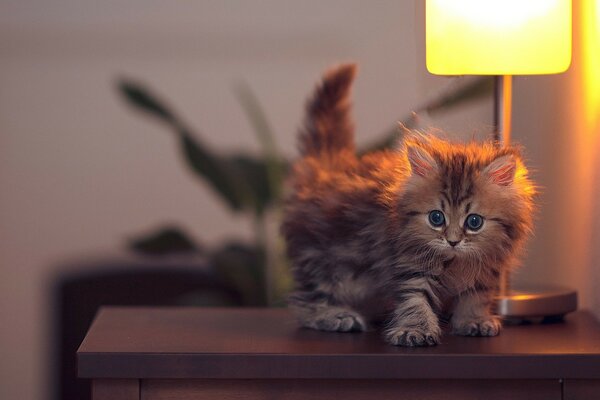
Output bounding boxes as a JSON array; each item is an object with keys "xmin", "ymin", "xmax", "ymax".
[
  {"xmin": 495, "ymin": 75, "xmax": 513, "ymax": 297},
  {"xmin": 494, "ymin": 75, "xmax": 513, "ymax": 145}
]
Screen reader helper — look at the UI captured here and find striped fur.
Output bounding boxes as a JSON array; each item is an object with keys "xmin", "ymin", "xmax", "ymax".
[
  {"xmin": 299, "ymin": 63, "xmax": 356, "ymax": 157},
  {"xmin": 282, "ymin": 64, "xmax": 536, "ymax": 346}
]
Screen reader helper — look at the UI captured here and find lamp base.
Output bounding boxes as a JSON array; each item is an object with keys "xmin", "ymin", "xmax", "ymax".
[{"xmin": 495, "ymin": 287, "xmax": 577, "ymax": 321}]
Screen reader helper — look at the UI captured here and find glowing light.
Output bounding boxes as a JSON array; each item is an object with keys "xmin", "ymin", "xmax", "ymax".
[
  {"xmin": 426, "ymin": 0, "xmax": 572, "ymax": 75},
  {"xmin": 581, "ymin": 0, "xmax": 600, "ymax": 128}
]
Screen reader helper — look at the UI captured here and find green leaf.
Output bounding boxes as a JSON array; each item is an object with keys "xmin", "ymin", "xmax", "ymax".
[
  {"xmin": 234, "ymin": 82, "xmax": 287, "ymax": 209},
  {"xmin": 180, "ymin": 131, "xmax": 288, "ymax": 215},
  {"xmin": 129, "ymin": 226, "xmax": 202, "ymax": 255},
  {"xmin": 178, "ymin": 131, "xmax": 247, "ymax": 211},
  {"xmin": 224, "ymin": 155, "xmax": 288, "ymax": 215},
  {"xmin": 234, "ymin": 82, "xmax": 278, "ymax": 157},
  {"xmin": 118, "ymin": 80, "xmax": 177, "ymax": 123},
  {"xmin": 210, "ymin": 241, "xmax": 267, "ymax": 306},
  {"xmin": 117, "ymin": 78, "xmax": 258, "ymax": 213}
]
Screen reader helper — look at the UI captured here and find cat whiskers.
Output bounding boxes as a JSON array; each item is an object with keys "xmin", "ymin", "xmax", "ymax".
[
  {"xmin": 419, "ymin": 240, "xmax": 446, "ymax": 275},
  {"xmin": 461, "ymin": 244, "xmax": 489, "ymax": 286}
]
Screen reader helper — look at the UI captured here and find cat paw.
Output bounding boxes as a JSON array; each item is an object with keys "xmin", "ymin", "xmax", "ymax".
[
  {"xmin": 384, "ymin": 327, "xmax": 440, "ymax": 347},
  {"xmin": 312, "ymin": 309, "xmax": 367, "ymax": 332},
  {"xmin": 452, "ymin": 317, "xmax": 501, "ymax": 337}
]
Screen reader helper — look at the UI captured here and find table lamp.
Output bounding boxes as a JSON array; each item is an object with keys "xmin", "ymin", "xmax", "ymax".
[{"xmin": 425, "ymin": 0, "xmax": 577, "ymax": 319}]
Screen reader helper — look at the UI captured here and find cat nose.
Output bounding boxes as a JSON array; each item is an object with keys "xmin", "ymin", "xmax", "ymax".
[{"xmin": 447, "ymin": 240, "xmax": 460, "ymax": 247}]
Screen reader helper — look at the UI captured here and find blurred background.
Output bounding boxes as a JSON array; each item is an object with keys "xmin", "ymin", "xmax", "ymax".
[{"xmin": 0, "ymin": 1, "xmax": 598, "ymax": 400}]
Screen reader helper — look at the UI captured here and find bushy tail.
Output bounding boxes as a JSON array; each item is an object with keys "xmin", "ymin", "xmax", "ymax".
[{"xmin": 299, "ymin": 64, "xmax": 356, "ymax": 157}]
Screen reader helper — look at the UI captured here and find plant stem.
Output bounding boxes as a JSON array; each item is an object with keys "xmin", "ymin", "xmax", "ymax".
[{"xmin": 252, "ymin": 213, "xmax": 271, "ymax": 306}]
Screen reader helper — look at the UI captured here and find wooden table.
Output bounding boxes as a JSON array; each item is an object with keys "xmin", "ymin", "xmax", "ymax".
[{"xmin": 78, "ymin": 307, "xmax": 600, "ymax": 400}]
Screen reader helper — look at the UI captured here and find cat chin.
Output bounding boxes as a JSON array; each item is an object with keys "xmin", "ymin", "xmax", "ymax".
[{"xmin": 442, "ymin": 256, "xmax": 456, "ymax": 268}]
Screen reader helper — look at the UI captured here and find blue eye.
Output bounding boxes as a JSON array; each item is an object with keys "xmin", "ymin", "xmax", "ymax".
[
  {"xmin": 465, "ymin": 214, "xmax": 484, "ymax": 231},
  {"xmin": 428, "ymin": 210, "xmax": 445, "ymax": 227}
]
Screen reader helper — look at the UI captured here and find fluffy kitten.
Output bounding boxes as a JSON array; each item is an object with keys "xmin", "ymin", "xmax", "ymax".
[{"xmin": 282, "ymin": 64, "xmax": 536, "ymax": 346}]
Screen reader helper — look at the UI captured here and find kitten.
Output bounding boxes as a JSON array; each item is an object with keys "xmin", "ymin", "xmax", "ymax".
[{"xmin": 282, "ymin": 64, "xmax": 536, "ymax": 346}]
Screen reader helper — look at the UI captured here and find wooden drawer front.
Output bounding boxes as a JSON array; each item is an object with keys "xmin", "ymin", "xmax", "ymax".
[
  {"xmin": 93, "ymin": 380, "xmax": 139, "ymax": 400},
  {"xmin": 564, "ymin": 379, "xmax": 600, "ymax": 400},
  {"xmin": 141, "ymin": 379, "xmax": 561, "ymax": 400}
]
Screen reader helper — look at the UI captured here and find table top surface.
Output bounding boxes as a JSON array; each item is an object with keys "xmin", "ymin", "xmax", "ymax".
[{"xmin": 78, "ymin": 307, "xmax": 600, "ymax": 380}]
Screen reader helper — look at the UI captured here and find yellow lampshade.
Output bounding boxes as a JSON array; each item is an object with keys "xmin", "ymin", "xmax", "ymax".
[{"xmin": 426, "ymin": 0, "xmax": 572, "ymax": 75}]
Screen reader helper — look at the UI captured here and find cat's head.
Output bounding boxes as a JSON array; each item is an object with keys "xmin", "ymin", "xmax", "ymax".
[{"xmin": 396, "ymin": 134, "xmax": 536, "ymax": 278}]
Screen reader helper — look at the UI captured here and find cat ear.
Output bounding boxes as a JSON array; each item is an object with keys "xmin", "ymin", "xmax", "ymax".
[
  {"xmin": 484, "ymin": 155, "xmax": 516, "ymax": 186},
  {"xmin": 407, "ymin": 145, "xmax": 437, "ymax": 177}
]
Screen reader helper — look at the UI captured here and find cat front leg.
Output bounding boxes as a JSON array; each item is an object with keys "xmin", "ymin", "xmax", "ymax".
[
  {"xmin": 451, "ymin": 288, "xmax": 501, "ymax": 336},
  {"xmin": 288, "ymin": 290, "xmax": 367, "ymax": 332},
  {"xmin": 384, "ymin": 286, "xmax": 441, "ymax": 346}
]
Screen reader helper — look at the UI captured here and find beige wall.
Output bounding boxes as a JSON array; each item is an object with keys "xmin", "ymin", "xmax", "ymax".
[{"xmin": 3, "ymin": 1, "xmax": 597, "ymax": 400}]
